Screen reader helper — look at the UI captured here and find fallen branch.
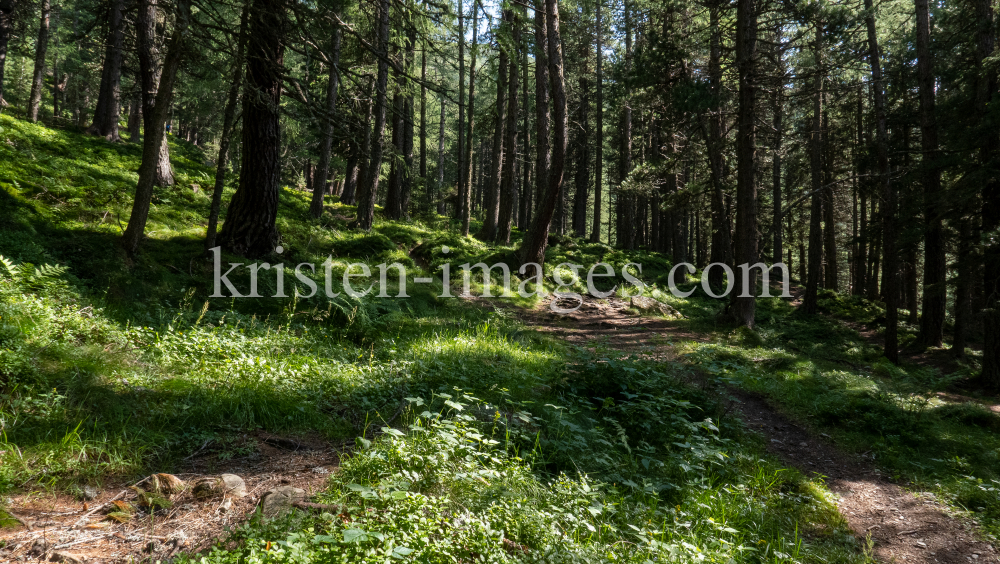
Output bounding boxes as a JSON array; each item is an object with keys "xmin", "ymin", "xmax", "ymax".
[{"xmin": 69, "ymin": 489, "xmax": 128, "ymax": 529}]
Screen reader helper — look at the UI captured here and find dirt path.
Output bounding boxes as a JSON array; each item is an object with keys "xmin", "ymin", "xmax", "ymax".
[{"xmin": 516, "ymin": 294, "xmax": 999, "ymax": 564}]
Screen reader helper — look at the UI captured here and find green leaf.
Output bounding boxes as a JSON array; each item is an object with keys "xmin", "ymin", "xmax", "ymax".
[{"xmin": 342, "ymin": 529, "xmax": 369, "ymax": 543}]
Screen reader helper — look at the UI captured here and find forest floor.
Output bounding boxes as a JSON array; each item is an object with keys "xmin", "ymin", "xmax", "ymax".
[{"xmin": 512, "ymin": 293, "xmax": 1000, "ymax": 563}]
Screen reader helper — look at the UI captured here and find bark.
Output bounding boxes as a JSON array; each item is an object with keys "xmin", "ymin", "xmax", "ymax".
[
  {"xmin": 534, "ymin": 0, "xmax": 550, "ymax": 230},
  {"xmin": 0, "ymin": 0, "xmax": 15, "ymax": 113},
  {"xmin": 310, "ymin": 24, "xmax": 342, "ymax": 218},
  {"xmin": 204, "ymin": 0, "xmax": 249, "ymax": 254},
  {"xmin": 121, "ymin": 0, "xmax": 191, "ymax": 255},
  {"xmin": 572, "ymin": 73, "xmax": 589, "ymax": 238},
  {"xmin": 520, "ymin": 24, "xmax": 532, "ymax": 230},
  {"xmin": 420, "ymin": 40, "xmax": 427, "ymax": 180},
  {"xmin": 455, "ymin": 0, "xmax": 465, "ymax": 222},
  {"xmin": 460, "ymin": 0, "xmax": 477, "ymax": 234},
  {"xmin": 864, "ymin": 0, "xmax": 897, "ymax": 361},
  {"xmin": 127, "ymin": 90, "xmax": 141, "ymax": 140},
  {"xmin": 772, "ymin": 26, "xmax": 783, "ymax": 265},
  {"xmin": 730, "ymin": 0, "xmax": 757, "ymax": 326},
  {"xmin": 519, "ymin": 0, "xmax": 567, "ymax": 267},
  {"xmin": 87, "ymin": 0, "xmax": 124, "ymax": 139},
  {"xmin": 914, "ymin": 0, "xmax": 945, "ymax": 348},
  {"xmin": 215, "ymin": 0, "xmax": 287, "ymax": 257},
  {"xmin": 341, "ymin": 142, "xmax": 360, "ymax": 204},
  {"xmin": 497, "ymin": 8, "xmax": 520, "ymax": 245},
  {"xmin": 477, "ymin": 36, "xmax": 508, "ymax": 241},
  {"xmin": 436, "ymin": 98, "xmax": 446, "ymax": 213},
  {"xmin": 355, "ymin": 0, "xmax": 392, "ymax": 231},
  {"xmin": 705, "ymin": 0, "xmax": 731, "ymax": 289},
  {"xmin": 28, "ymin": 0, "xmax": 50, "ymax": 122},
  {"xmin": 385, "ymin": 86, "xmax": 404, "ymax": 217},
  {"xmin": 591, "ymin": 0, "xmax": 606, "ymax": 242},
  {"xmin": 977, "ymin": 0, "xmax": 1000, "ymax": 386},
  {"xmin": 823, "ymin": 112, "xmax": 837, "ymax": 291},
  {"xmin": 802, "ymin": 23, "xmax": 824, "ymax": 315}
]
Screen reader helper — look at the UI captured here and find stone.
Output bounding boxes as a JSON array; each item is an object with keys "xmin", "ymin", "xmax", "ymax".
[
  {"xmin": 49, "ymin": 552, "xmax": 85, "ymax": 564},
  {"xmin": 29, "ymin": 539, "xmax": 52, "ymax": 556},
  {"xmin": 189, "ymin": 184, "xmax": 200, "ymax": 193},
  {"xmin": 81, "ymin": 485, "xmax": 99, "ymax": 500},
  {"xmin": 629, "ymin": 296, "xmax": 683, "ymax": 319},
  {"xmin": 260, "ymin": 486, "xmax": 306, "ymax": 519},
  {"xmin": 192, "ymin": 474, "xmax": 246, "ymax": 499},
  {"xmin": 149, "ymin": 473, "xmax": 186, "ymax": 494}
]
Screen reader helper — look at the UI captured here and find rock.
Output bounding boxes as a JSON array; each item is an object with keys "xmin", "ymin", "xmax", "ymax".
[
  {"xmin": 629, "ymin": 296, "xmax": 683, "ymax": 319},
  {"xmin": 189, "ymin": 184, "xmax": 200, "ymax": 193},
  {"xmin": 260, "ymin": 486, "xmax": 307, "ymax": 518},
  {"xmin": 81, "ymin": 485, "xmax": 99, "ymax": 500},
  {"xmin": 49, "ymin": 552, "xmax": 86, "ymax": 564},
  {"xmin": 30, "ymin": 539, "xmax": 52, "ymax": 556},
  {"xmin": 192, "ymin": 474, "xmax": 246, "ymax": 499},
  {"xmin": 149, "ymin": 473, "xmax": 186, "ymax": 494},
  {"xmin": 219, "ymin": 498, "xmax": 233, "ymax": 512}
]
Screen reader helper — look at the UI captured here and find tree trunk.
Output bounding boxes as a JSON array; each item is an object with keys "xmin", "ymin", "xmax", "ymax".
[
  {"xmin": 310, "ymin": 24, "xmax": 342, "ymax": 218},
  {"xmin": 87, "ymin": 0, "xmax": 124, "ymax": 139},
  {"xmin": 341, "ymin": 143, "xmax": 360, "ymax": 205},
  {"xmin": 823, "ymin": 112, "xmax": 837, "ymax": 291},
  {"xmin": 864, "ymin": 0, "xmax": 897, "ymax": 361},
  {"xmin": 705, "ymin": 0, "xmax": 732, "ymax": 289},
  {"xmin": 520, "ymin": 24, "xmax": 532, "ymax": 230},
  {"xmin": 591, "ymin": 0, "xmax": 606, "ymax": 242},
  {"xmin": 420, "ymin": 46, "xmax": 428, "ymax": 187},
  {"xmin": 386, "ymin": 86, "xmax": 405, "ymax": 218},
  {"xmin": 477, "ymin": 35, "xmax": 508, "ymax": 241},
  {"xmin": 534, "ymin": 0, "xmax": 550, "ymax": 234},
  {"xmin": 976, "ymin": 0, "xmax": 1000, "ymax": 386},
  {"xmin": 355, "ymin": 0, "xmax": 392, "ymax": 231},
  {"xmin": 0, "ymin": 0, "xmax": 16, "ymax": 113},
  {"xmin": 204, "ymin": 0, "xmax": 249, "ymax": 254},
  {"xmin": 914, "ymin": 0, "xmax": 945, "ymax": 348},
  {"xmin": 519, "ymin": 0, "xmax": 567, "ymax": 267},
  {"xmin": 455, "ymin": 0, "xmax": 465, "ymax": 223},
  {"xmin": 802, "ymin": 22, "xmax": 824, "ymax": 315},
  {"xmin": 730, "ymin": 0, "xmax": 757, "ymax": 326},
  {"xmin": 215, "ymin": 0, "xmax": 287, "ymax": 257},
  {"xmin": 497, "ymin": 8, "xmax": 520, "ymax": 244},
  {"xmin": 121, "ymin": 0, "xmax": 191, "ymax": 255},
  {"xmin": 772, "ymin": 26, "xmax": 783, "ymax": 265},
  {"xmin": 460, "ymin": 0, "xmax": 477, "ymax": 234},
  {"xmin": 572, "ymin": 72, "xmax": 589, "ymax": 238},
  {"xmin": 28, "ymin": 0, "xmax": 51, "ymax": 123},
  {"xmin": 127, "ymin": 89, "xmax": 142, "ymax": 141},
  {"xmin": 436, "ymin": 98, "xmax": 446, "ymax": 213}
]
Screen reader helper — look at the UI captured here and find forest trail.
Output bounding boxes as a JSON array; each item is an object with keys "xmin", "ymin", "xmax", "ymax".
[{"xmin": 512, "ymin": 295, "xmax": 1000, "ymax": 564}]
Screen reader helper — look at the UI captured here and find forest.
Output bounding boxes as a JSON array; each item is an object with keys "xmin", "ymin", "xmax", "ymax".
[{"xmin": 1, "ymin": 0, "xmax": 1000, "ymax": 560}]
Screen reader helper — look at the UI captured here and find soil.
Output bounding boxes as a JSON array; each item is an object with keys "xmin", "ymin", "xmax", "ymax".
[
  {"xmin": 0, "ymin": 433, "xmax": 342, "ymax": 563},
  {"xmin": 515, "ymin": 293, "xmax": 1000, "ymax": 564}
]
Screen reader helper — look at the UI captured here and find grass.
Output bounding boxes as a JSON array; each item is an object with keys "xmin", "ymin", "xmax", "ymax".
[{"xmin": 0, "ymin": 110, "xmax": 970, "ymax": 561}]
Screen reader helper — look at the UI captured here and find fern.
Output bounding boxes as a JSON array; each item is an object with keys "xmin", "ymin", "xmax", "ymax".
[{"xmin": 0, "ymin": 255, "xmax": 18, "ymax": 279}]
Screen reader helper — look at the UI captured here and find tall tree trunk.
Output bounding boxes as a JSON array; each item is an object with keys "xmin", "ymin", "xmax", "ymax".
[
  {"xmin": 854, "ymin": 87, "xmax": 867, "ymax": 295},
  {"xmin": 590, "ymin": 0, "xmax": 605, "ymax": 242},
  {"xmin": 310, "ymin": 24, "xmax": 342, "ymax": 218},
  {"xmin": 823, "ymin": 111, "xmax": 837, "ymax": 291},
  {"xmin": 121, "ymin": 0, "xmax": 191, "ymax": 255},
  {"xmin": 534, "ymin": 0, "xmax": 550, "ymax": 232},
  {"xmin": 864, "ymin": 0, "xmax": 897, "ymax": 361},
  {"xmin": 355, "ymin": 0, "xmax": 392, "ymax": 231},
  {"xmin": 772, "ymin": 26, "xmax": 783, "ymax": 265},
  {"xmin": 730, "ymin": 0, "xmax": 757, "ymax": 326},
  {"xmin": 977, "ymin": 0, "xmax": 1000, "ymax": 386},
  {"xmin": 461, "ymin": 0, "xmax": 477, "ymax": 234},
  {"xmin": 436, "ymin": 98, "xmax": 446, "ymax": 213},
  {"xmin": 386, "ymin": 85, "xmax": 405, "ymax": 218},
  {"xmin": 127, "ymin": 88, "xmax": 142, "ymax": 140},
  {"xmin": 520, "ymin": 23, "xmax": 532, "ymax": 230},
  {"xmin": 28, "ymin": 0, "xmax": 51, "ymax": 122},
  {"xmin": 497, "ymin": 8, "xmax": 520, "ymax": 244},
  {"xmin": 914, "ymin": 0, "xmax": 945, "ymax": 348},
  {"xmin": 802, "ymin": 22, "xmax": 824, "ymax": 315},
  {"xmin": 341, "ymin": 141, "xmax": 360, "ymax": 205},
  {"xmin": 705, "ymin": 0, "xmax": 731, "ymax": 289},
  {"xmin": 572, "ymin": 72, "xmax": 590, "ymax": 238},
  {"xmin": 455, "ymin": 0, "xmax": 465, "ymax": 222},
  {"xmin": 520, "ymin": 0, "xmax": 566, "ymax": 266},
  {"xmin": 204, "ymin": 0, "xmax": 249, "ymax": 253},
  {"xmin": 477, "ymin": 35, "xmax": 508, "ymax": 241},
  {"xmin": 420, "ymin": 37, "xmax": 427, "ymax": 181},
  {"xmin": 87, "ymin": 0, "xmax": 124, "ymax": 139},
  {"xmin": 215, "ymin": 0, "xmax": 287, "ymax": 256},
  {"xmin": 0, "ymin": 0, "xmax": 16, "ymax": 113}
]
